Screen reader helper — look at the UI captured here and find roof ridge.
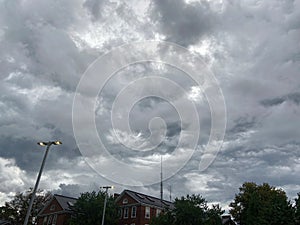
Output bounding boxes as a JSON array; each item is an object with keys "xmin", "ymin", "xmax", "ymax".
[
  {"xmin": 54, "ymin": 194, "xmax": 78, "ymax": 200},
  {"xmin": 124, "ymin": 189, "xmax": 173, "ymax": 203}
]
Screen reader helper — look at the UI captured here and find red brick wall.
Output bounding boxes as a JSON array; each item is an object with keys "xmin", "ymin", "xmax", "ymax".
[
  {"xmin": 138, "ymin": 205, "xmax": 158, "ymax": 225},
  {"xmin": 117, "ymin": 201, "xmax": 159, "ymax": 224},
  {"xmin": 117, "ymin": 193, "xmax": 137, "ymax": 206},
  {"xmin": 116, "ymin": 193, "xmax": 164, "ymax": 225},
  {"xmin": 37, "ymin": 197, "xmax": 71, "ymax": 225},
  {"xmin": 37, "ymin": 213, "xmax": 71, "ymax": 225}
]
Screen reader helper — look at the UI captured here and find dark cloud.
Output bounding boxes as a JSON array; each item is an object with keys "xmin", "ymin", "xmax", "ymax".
[
  {"xmin": 261, "ymin": 92, "xmax": 300, "ymax": 107},
  {"xmin": 229, "ymin": 116, "xmax": 257, "ymax": 134},
  {"xmin": 83, "ymin": 0, "xmax": 104, "ymax": 20},
  {"xmin": 150, "ymin": 0, "xmax": 217, "ymax": 46},
  {"xmin": 1, "ymin": 0, "xmax": 300, "ymax": 210}
]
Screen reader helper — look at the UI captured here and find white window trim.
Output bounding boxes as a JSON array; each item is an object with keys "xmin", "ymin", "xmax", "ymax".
[
  {"xmin": 47, "ymin": 215, "xmax": 52, "ymax": 225},
  {"xmin": 124, "ymin": 207, "xmax": 129, "ymax": 219},
  {"xmin": 43, "ymin": 216, "xmax": 47, "ymax": 225},
  {"xmin": 51, "ymin": 214, "xmax": 57, "ymax": 225},
  {"xmin": 118, "ymin": 208, "xmax": 122, "ymax": 218},
  {"xmin": 156, "ymin": 209, "xmax": 161, "ymax": 217},
  {"xmin": 145, "ymin": 206, "xmax": 150, "ymax": 219},
  {"xmin": 131, "ymin": 206, "xmax": 137, "ymax": 218},
  {"xmin": 123, "ymin": 198, "xmax": 128, "ymax": 204}
]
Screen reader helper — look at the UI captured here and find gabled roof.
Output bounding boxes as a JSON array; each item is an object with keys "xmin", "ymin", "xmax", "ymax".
[
  {"xmin": 54, "ymin": 194, "xmax": 77, "ymax": 211},
  {"xmin": 38, "ymin": 194, "xmax": 77, "ymax": 216},
  {"xmin": 116, "ymin": 189, "xmax": 174, "ymax": 209}
]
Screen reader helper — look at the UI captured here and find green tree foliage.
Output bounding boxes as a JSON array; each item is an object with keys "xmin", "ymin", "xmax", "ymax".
[
  {"xmin": 0, "ymin": 188, "xmax": 52, "ymax": 225},
  {"xmin": 204, "ymin": 204, "xmax": 224, "ymax": 225},
  {"xmin": 150, "ymin": 210, "xmax": 175, "ymax": 225},
  {"xmin": 69, "ymin": 190, "xmax": 118, "ymax": 225},
  {"xmin": 295, "ymin": 193, "xmax": 300, "ymax": 225},
  {"xmin": 229, "ymin": 182, "xmax": 294, "ymax": 225},
  {"xmin": 151, "ymin": 194, "xmax": 224, "ymax": 225}
]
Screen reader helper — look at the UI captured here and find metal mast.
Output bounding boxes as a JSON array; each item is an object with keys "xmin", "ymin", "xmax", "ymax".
[{"xmin": 160, "ymin": 156, "xmax": 163, "ymax": 201}]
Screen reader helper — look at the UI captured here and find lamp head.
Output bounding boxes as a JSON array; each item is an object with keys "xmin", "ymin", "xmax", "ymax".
[
  {"xmin": 101, "ymin": 186, "xmax": 114, "ymax": 189},
  {"xmin": 53, "ymin": 141, "xmax": 62, "ymax": 145},
  {"xmin": 37, "ymin": 142, "xmax": 48, "ymax": 146},
  {"xmin": 37, "ymin": 141, "xmax": 62, "ymax": 146}
]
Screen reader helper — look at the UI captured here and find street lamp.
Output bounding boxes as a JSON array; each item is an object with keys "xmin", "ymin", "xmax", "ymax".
[
  {"xmin": 23, "ymin": 141, "xmax": 62, "ymax": 225},
  {"xmin": 100, "ymin": 186, "xmax": 114, "ymax": 225}
]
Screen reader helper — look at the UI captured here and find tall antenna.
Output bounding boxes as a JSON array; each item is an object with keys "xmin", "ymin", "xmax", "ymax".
[{"xmin": 160, "ymin": 156, "xmax": 163, "ymax": 201}]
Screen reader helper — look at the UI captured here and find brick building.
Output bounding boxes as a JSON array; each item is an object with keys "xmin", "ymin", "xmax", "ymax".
[
  {"xmin": 37, "ymin": 194, "xmax": 77, "ymax": 225},
  {"xmin": 115, "ymin": 190, "xmax": 174, "ymax": 225}
]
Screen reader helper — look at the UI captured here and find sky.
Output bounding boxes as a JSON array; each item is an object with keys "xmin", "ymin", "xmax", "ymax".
[{"xmin": 0, "ymin": 0, "xmax": 300, "ymax": 211}]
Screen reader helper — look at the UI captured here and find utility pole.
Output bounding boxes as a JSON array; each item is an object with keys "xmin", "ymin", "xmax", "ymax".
[
  {"xmin": 100, "ymin": 186, "xmax": 113, "ymax": 225},
  {"xmin": 160, "ymin": 156, "xmax": 163, "ymax": 201}
]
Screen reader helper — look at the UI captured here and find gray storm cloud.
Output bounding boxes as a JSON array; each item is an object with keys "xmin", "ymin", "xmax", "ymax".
[{"xmin": 0, "ymin": 0, "xmax": 300, "ymax": 209}]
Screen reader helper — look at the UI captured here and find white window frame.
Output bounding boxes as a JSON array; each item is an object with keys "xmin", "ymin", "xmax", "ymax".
[
  {"xmin": 145, "ymin": 206, "xmax": 150, "ymax": 219},
  {"xmin": 51, "ymin": 214, "xmax": 57, "ymax": 225},
  {"xmin": 156, "ymin": 209, "xmax": 161, "ymax": 217},
  {"xmin": 123, "ymin": 198, "xmax": 128, "ymax": 204},
  {"xmin": 47, "ymin": 215, "xmax": 52, "ymax": 225},
  {"xmin": 124, "ymin": 207, "xmax": 129, "ymax": 219},
  {"xmin": 43, "ymin": 216, "xmax": 47, "ymax": 225},
  {"xmin": 131, "ymin": 206, "xmax": 137, "ymax": 218},
  {"xmin": 118, "ymin": 208, "xmax": 122, "ymax": 218}
]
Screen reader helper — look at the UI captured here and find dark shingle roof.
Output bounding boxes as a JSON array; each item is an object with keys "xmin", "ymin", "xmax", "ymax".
[
  {"xmin": 54, "ymin": 194, "xmax": 77, "ymax": 211},
  {"xmin": 38, "ymin": 194, "xmax": 77, "ymax": 216},
  {"xmin": 117, "ymin": 189, "xmax": 174, "ymax": 209}
]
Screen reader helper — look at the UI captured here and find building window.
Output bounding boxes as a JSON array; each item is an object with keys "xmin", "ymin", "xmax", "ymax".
[
  {"xmin": 118, "ymin": 208, "xmax": 122, "ymax": 219},
  {"xmin": 50, "ymin": 205, "xmax": 56, "ymax": 211},
  {"xmin": 131, "ymin": 206, "xmax": 136, "ymax": 218},
  {"xmin": 145, "ymin": 206, "xmax": 150, "ymax": 219},
  {"xmin": 124, "ymin": 207, "xmax": 129, "ymax": 218},
  {"xmin": 43, "ymin": 217, "xmax": 47, "ymax": 225},
  {"xmin": 156, "ymin": 209, "xmax": 161, "ymax": 217},
  {"xmin": 122, "ymin": 198, "xmax": 128, "ymax": 204},
  {"xmin": 52, "ymin": 214, "xmax": 57, "ymax": 225},
  {"xmin": 47, "ymin": 215, "xmax": 52, "ymax": 225}
]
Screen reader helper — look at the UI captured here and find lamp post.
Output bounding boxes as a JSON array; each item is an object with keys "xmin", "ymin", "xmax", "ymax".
[
  {"xmin": 101, "ymin": 186, "xmax": 114, "ymax": 225},
  {"xmin": 23, "ymin": 141, "xmax": 62, "ymax": 225}
]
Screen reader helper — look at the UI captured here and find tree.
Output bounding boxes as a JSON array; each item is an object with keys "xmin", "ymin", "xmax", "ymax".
[
  {"xmin": 174, "ymin": 194, "xmax": 207, "ymax": 225},
  {"xmin": 204, "ymin": 204, "xmax": 224, "ymax": 225},
  {"xmin": 229, "ymin": 182, "xmax": 294, "ymax": 225},
  {"xmin": 151, "ymin": 194, "xmax": 224, "ymax": 225},
  {"xmin": 150, "ymin": 210, "xmax": 175, "ymax": 225},
  {"xmin": 295, "ymin": 193, "xmax": 300, "ymax": 225},
  {"xmin": 0, "ymin": 188, "xmax": 52, "ymax": 225},
  {"xmin": 69, "ymin": 190, "xmax": 118, "ymax": 225}
]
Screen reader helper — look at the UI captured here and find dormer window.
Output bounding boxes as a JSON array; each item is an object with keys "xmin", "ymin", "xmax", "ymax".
[
  {"xmin": 122, "ymin": 198, "xmax": 128, "ymax": 204},
  {"xmin": 67, "ymin": 201, "xmax": 74, "ymax": 207}
]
